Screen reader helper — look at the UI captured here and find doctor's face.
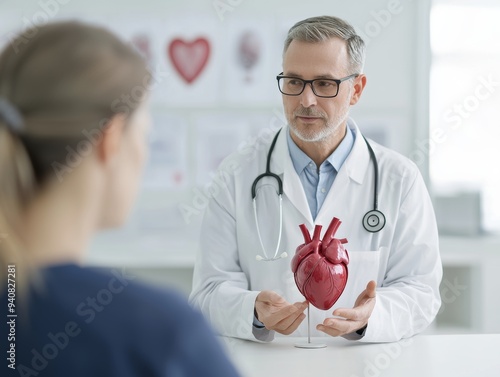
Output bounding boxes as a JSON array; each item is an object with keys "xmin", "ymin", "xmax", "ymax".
[{"xmin": 281, "ymin": 38, "xmax": 360, "ymax": 143}]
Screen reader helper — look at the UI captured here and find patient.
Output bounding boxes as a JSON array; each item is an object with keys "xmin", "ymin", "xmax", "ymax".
[{"xmin": 0, "ymin": 21, "xmax": 239, "ymax": 377}]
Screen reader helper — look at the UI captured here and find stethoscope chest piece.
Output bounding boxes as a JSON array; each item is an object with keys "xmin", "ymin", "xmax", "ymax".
[{"xmin": 362, "ymin": 210, "xmax": 386, "ymax": 233}]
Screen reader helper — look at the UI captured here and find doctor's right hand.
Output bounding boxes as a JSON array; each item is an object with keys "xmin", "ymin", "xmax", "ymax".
[{"xmin": 254, "ymin": 291, "xmax": 308, "ymax": 335}]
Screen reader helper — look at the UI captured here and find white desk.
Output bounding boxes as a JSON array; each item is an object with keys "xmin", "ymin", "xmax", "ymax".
[{"xmin": 220, "ymin": 334, "xmax": 500, "ymax": 377}]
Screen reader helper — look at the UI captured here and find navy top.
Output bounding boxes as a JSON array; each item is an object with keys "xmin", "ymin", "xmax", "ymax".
[{"xmin": 1, "ymin": 264, "xmax": 240, "ymax": 377}]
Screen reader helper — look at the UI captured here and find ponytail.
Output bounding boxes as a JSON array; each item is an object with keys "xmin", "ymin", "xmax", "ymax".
[{"xmin": 0, "ymin": 118, "xmax": 36, "ymax": 293}]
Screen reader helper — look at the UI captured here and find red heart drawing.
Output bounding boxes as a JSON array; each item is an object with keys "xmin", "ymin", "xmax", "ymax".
[
  {"xmin": 168, "ymin": 37, "xmax": 210, "ymax": 84},
  {"xmin": 291, "ymin": 217, "xmax": 349, "ymax": 310}
]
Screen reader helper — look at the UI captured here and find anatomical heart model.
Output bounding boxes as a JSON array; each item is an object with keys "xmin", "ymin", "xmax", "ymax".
[{"xmin": 291, "ymin": 217, "xmax": 350, "ymax": 310}]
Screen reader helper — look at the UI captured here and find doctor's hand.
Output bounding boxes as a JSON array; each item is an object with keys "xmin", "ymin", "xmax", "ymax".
[
  {"xmin": 255, "ymin": 291, "xmax": 308, "ymax": 335},
  {"xmin": 317, "ymin": 280, "xmax": 377, "ymax": 337}
]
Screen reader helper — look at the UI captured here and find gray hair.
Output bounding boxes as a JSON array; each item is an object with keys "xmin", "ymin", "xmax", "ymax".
[{"xmin": 283, "ymin": 15, "xmax": 366, "ymax": 73}]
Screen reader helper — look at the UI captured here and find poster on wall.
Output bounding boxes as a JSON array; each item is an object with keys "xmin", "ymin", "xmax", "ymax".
[
  {"xmin": 105, "ymin": 15, "xmax": 162, "ymax": 70},
  {"xmin": 101, "ymin": 14, "xmax": 169, "ymax": 109},
  {"xmin": 155, "ymin": 13, "xmax": 224, "ymax": 107},
  {"xmin": 142, "ymin": 113, "xmax": 189, "ymax": 190},
  {"xmin": 194, "ymin": 112, "xmax": 251, "ymax": 186},
  {"xmin": 222, "ymin": 16, "xmax": 281, "ymax": 105}
]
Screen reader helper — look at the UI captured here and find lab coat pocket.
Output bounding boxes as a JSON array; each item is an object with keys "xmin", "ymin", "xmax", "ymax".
[{"xmin": 332, "ymin": 249, "xmax": 381, "ymax": 310}]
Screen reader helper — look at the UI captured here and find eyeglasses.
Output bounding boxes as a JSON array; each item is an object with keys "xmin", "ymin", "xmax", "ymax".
[{"xmin": 276, "ymin": 73, "xmax": 359, "ymax": 98}]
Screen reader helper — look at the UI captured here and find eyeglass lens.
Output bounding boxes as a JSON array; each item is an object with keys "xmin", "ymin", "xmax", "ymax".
[{"xmin": 278, "ymin": 78, "xmax": 339, "ymax": 97}]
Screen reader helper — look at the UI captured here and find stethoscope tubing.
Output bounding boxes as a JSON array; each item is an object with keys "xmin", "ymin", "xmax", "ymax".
[{"xmin": 253, "ymin": 195, "xmax": 283, "ymax": 261}]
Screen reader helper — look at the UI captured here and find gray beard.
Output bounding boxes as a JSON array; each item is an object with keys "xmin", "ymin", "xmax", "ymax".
[{"xmin": 288, "ymin": 110, "xmax": 350, "ymax": 143}]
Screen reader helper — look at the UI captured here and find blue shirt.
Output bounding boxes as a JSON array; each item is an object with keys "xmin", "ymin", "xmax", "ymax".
[
  {"xmin": 287, "ymin": 126, "xmax": 355, "ymax": 220},
  {"xmin": 1, "ymin": 264, "xmax": 240, "ymax": 377}
]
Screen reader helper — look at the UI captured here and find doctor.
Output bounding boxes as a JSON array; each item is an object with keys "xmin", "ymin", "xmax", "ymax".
[{"xmin": 190, "ymin": 15, "xmax": 442, "ymax": 343}]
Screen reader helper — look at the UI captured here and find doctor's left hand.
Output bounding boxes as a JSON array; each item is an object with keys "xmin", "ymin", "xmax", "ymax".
[{"xmin": 316, "ymin": 280, "xmax": 377, "ymax": 337}]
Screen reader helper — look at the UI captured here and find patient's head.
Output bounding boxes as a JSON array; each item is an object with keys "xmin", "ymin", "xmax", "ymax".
[{"xmin": 0, "ymin": 21, "xmax": 152, "ymax": 277}]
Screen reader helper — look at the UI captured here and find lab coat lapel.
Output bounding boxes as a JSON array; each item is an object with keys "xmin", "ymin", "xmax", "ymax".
[
  {"xmin": 315, "ymin": 120, "xmax": 371, "ymax": 225},
  {"xmin": 271, "ymin": 126, "xmax": 314, "ymax": 227}
]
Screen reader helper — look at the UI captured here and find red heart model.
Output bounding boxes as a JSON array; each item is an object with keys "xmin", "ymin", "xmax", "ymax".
[
  {"xmin": 291, "ymin": 217, "xmax": 349, "ymax": 310},
  {"xmin": 168, "ymin": 37, "xmax": 210, "ymax": 84}
]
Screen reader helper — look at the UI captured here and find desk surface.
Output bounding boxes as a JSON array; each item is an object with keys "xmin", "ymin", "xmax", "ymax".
[{"xmin": 221, "ymin": 334, "xmax": 500, "ymax": 377}]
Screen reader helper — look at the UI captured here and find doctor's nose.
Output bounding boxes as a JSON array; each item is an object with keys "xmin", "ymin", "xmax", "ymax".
[{"xmin": 300, "ymin": 83, "xmax": 318, "ymax": 108}]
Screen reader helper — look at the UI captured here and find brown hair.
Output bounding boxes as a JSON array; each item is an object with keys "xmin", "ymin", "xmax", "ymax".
[{"xmin": 0, "ymin": 21, "xmax": 150, "ymax": 289}]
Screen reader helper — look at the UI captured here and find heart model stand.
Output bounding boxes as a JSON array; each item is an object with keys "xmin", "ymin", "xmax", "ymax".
[
  {"xmin": 291, "ymin": 218, "xmax": 349, "ymax": 349},
  {"xmin": 294, "ymin": 303, "xmax": 327, "ymax": 349}
]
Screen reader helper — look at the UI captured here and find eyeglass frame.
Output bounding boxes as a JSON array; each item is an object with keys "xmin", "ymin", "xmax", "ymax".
[{"xmin": 276, "ymin": 72, "xmax": 359, "ymax": 98}]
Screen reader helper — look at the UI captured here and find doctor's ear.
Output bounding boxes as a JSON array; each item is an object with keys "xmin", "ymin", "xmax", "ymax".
[{"xmin": 349, "ymin": 74, "xmax": 367, "ymax": 106}]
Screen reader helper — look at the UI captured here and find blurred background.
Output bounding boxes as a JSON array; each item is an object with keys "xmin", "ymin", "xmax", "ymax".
[{"xmin": 1, "ymin": 0, "xmax": 499, "ymax": 335}]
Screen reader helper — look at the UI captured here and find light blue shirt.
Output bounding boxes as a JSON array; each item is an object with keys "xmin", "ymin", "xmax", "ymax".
[{"xmin": 287, "ymin": 126, "xmax": 355, "ymax": 220}]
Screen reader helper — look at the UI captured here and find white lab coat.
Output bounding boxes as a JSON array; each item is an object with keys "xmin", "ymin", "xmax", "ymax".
[{"xmin": 189, "ymin": 119, "xmax": 442, "ymax": 343}]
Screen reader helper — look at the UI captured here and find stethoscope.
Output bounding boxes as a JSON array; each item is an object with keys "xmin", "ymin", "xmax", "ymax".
[{"xmin": 252, "ymin": 128, "xmax": 386, "ymax": 262}]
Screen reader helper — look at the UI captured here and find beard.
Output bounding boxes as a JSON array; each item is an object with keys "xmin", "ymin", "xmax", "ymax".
[{"xmin": 287, "ymin": 94, "xmax": 351, "ymax": 143}]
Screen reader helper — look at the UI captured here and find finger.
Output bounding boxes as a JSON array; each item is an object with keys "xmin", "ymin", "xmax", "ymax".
[
  {"xmin": 333, "ymin": 308, "xmax": 364, "ymax": 321},
  {"xmin": 316, "ymin": 323, "xmax": 341, "ymax": 337},
  {"xmin": 265, "ymin": 304, "xmax": 300, "ymax": 327},
  {"xmin": 273, "ymin": 304, "xmax": 307, "ymax": 331},
  {"xmin": 366, "ymin": 281, "xmax": 377, "ymax": 297},
  {"xmin": 277, "ymin": 313, "xmax": 306, "ymax": 335},
  {"xmin": 262, "ymin": 291, "xmax": 288, "ymax": 305},
  {"xmin": 265, "ymin": 300, "xmax": 308, "ymax": 328},
  {"xmin": 274, "ymin": 312, "xmax": 306, "ymax": 335},
  {"xmin": 333, "ymin": 301, "xmax": 373, "ymax": 320},
  {"xmin": 320, "ymin": 318, "xmax": 359, "ymax": 336},
  {"xmin": 293, "ymin": 301, "xmax": 309, "ymax": 311},
  {"xmin": 358, "ymin": 281, "xmax": 376, "ymax": 300},
  {"xmin": 353, "ymin": 282, "xmax": 377, "ymax": 307},
  {"xmin": 287, "ymin": 312, "xmax": 307, "ymax": 334}
]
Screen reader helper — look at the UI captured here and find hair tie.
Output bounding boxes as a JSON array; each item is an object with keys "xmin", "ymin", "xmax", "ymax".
[{"xmin": 0, "ymin": 98, "xmax": 24, "ymax": 132}]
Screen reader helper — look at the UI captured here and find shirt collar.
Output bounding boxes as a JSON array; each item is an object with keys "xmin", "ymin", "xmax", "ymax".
[
  {"xmin": 286, "ymin": 125, "xmax": 355, "ymax": 174},
  {"xmin": 287, "ymin": 130, "xmax": 313, "ymax": 174},
  {"xmin": 328, "ymin": 125, "xmax": 354, "ymax": 172}
]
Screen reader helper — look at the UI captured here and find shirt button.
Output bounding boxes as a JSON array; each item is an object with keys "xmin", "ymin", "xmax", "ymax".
[{"xmin": 321, "ymin": 188, "xmax": 326, "ymax": 193}]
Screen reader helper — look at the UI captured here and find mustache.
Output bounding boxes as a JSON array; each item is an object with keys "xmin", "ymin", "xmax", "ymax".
[{"xmin": 293, "ymin": 107, "xmax": 326, "ymax": 118}]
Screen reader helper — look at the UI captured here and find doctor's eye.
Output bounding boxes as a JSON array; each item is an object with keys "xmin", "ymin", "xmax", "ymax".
[
  {"xmin": 286, "ymin": 78, "xmax": 304, "ymax": 87},
  {"xmin": 315, "ymin": 80, "xmax": 335, "ymax": 88}
]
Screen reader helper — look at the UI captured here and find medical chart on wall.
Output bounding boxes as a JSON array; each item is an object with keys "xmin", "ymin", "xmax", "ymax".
[
  {"xmin": 193, "ymin": 110, "xmax": 290, "ymax": 186},
  {"xmin": 142, "ymin": 113, "xmax": 189, "ymax": 190},
  {"xmin": 193, "ymin": 113, "xmax": 250, "ymax": 185},
  {"xmin": 155, "ymin": 13, "xmax": 224, "ymax": 107},
  {"xmin": 105, "ymin": 15, "xmax": 162, "ymax": 70},
  {"xmin": 222, "ymin": 17, "xmax": 281, "ymax": 105}
]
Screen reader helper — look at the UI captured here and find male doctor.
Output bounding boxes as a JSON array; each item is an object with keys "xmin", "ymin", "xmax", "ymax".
[{"xmin": 190, "ymin": 15, "xmax": 442, "ymax": 343}]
